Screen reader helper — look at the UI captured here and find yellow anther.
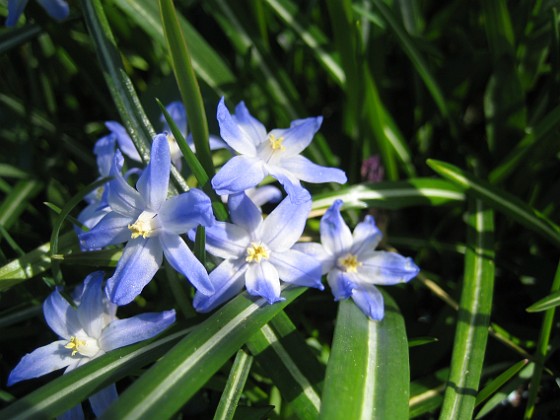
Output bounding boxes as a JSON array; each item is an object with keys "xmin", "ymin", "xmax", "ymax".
[
  {"xmin": 246, "ymin": 242, "xmax": 270, "ymax": 263},
  {"xmin": 65, "ymin": 336, "xmax": 86, "ymax": 357},
  {"xmin": 268, "ymin": 134, "xmax": 285, "ymax": 151},
  {"xmin": 338, "ymin": 254, "xmax": 362, "ymax": 273},
  {"xmin": 128, "ymin": 212, "xmax": 157, "ymax": 239}
]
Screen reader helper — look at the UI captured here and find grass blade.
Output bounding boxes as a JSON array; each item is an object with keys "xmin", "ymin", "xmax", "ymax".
[
  {"xmin": 439, "ymin": 199, "xmax": 495, "ymax": 419},
  {"xmin": 100, "ymin": 286, "xmax": 307, "ymax": 419},
  {"xmin": 213, "ymin": 349, "xmax": 253, "ymax": 420},
  {"xmin": 0, "ymin": 180, "xmax": 42, "ymax": 230},
  {"xmin": 320, "ymin": 295, "xmax": 409, "ymax": 419},
  {"xmin": 527, "ymin": 289, "xmax": 560, "ymax": 312},
  {"xmin": 475, "ymin": 359, "xmax": 528, "ymax": 407},
  {"xmin": 426, "ymin": 159, "xmax": 560, "ymax": 248}
]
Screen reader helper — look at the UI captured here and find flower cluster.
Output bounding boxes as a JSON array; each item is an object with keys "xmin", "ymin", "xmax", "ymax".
[{"xmin": 8, "ymin": 97, "xmax": 419, "ymax": 413}]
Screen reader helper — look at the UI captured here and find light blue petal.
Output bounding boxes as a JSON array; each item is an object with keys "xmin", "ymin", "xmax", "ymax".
[
  {"xmin": 194, "ymin": 259, "xmax": 247, "ymax": 312},
  {"xmin": 161, "ymin": 101, "xmax": 187, "ymax": 136},
  {"xmin": 268, "ymin": 116, "xmax": 322, "ymax": 156},
  {"xmin": 266, "ymin": 165, "xmax": 306, "ymax": 201},
  {"xmin": 159, "ymin": 233, "xmax": 214, "ymax": 295},
  {"xmin": 106, "ymin": 150, "xmax": 145, "ymax": 217},
  {"xmin": 292, "ymin": 242, "xmax": 334, "ymax": 274},
  {"xmin": 36, "ymin": 0, "xmax": 69, "ymax": 20},
  {"xmin": 217, "ymin": 98, "xmax": 259, "ymax": 155},
  {"xmin": 228, "ymin": 192, "xmax": 262, "ymax": 233},
  {"xmin": 99, "ymin": 310, "xmax": 175, "ymax": 351},
  {"xmin": 88, "ymin": 384, "xmax": 118, "ymax": 418},
  {"xmin": 351, "ymin": 284, "xmax": 385, "ymax": 320},
  {"xmin": 320, "ymin": 199, "xmax": 353, "ymax": 255},
  {"xmin": 6, "ymin": 0, "xmax": 29, "ymax": 27},
  {"xmin": 351, "ymin": 215, "xmax": 382, "ymax": 256},
  {"xmin": 76, "ymin": 272, "xmax": 108, "ymax": 339},
  {"xmin": 43, "ymin": 288, "xmax": 80, "ymax": 339},
  {"xmin": 7, "ymin": 340, "xmax": 72, "ymax": 386},
  {"xmin": 280, "ymin": 155, "xmax": 347, "ymax": 185},
  {"xmin": 271, "ymin": 249, "xmax": 323, "ymax": 289},
  {"xmin": 93, "ymin": 134, "xmax": 116, "ymax": 177},
  {"xmin": 105, "ymin": 238, "xmax": 163, "ymax": 305},
  {"xmin": 76, "ymin": 202, "xmax": 110, "ymax": 236},
  {"xmin": 261, "ymin": 191, "xmax": 311, "ymax": 251},
  {"xmin": 209, "ymin": 134, "xmax": 227, "ymax": 151},
  {"xmin": 232, "ymin": 101, "xmax": 267, "ymax": 145},
  {"xmin": 327, "ymin": 269, "xmax": 356, "ymax": 301},
  {"xmin": 195, "ymin": 221, "xmax": 249, "ymax": 260},
  {"xmin": 105, "ymin": 121, "xmax": 141, "ymax": 162},
  {"xmin": 246, "ymin": 185, "xmax": 282, "ymax": 207},
  {"xmin": 159, "ymin": 188, "xmax": 214, "ymax": 234},
  {"xmin": 359, "ymin": 251, "xmax": 420, "ymax": 285},
  {"xmin": 58, "ymin": 404, "xmax": 85, "ymax": 420},
  {"xmin": 78, "ymin": 212, "xmax": 132, "ymax": 251},
  {"xmin": 136, "ymin": 134, "xmax": 170, "ymax": 211},
  {"xmin": 245, "ymin": 261, "xmax": 284, "ymax": 304},
  {"xmin": 212, "ymin": 155, "xmax": 267, "ymax": 196}
]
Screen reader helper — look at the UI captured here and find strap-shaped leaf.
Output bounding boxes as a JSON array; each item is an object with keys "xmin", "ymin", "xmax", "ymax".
[
  {"xmin": 100, "ymin": 286, "xmax": 308, "ymax": 418},
  {"xmin": 439, "ymin": 199, "xmax": 495, "ymax": 419},
  {"xmin": 320, "ymin": 295, "xmax": 409, "ymax": 419},
  {"xmin": 213, "ymin": 349, "xmax": 253, "ymax": 420}
]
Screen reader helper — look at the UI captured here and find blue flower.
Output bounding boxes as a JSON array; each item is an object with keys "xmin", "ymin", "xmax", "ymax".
[
  {"xmin": 192, "ymin": 189, "xmax": 323, "ymax": 312},
  {"xmin": 160, "ymin": 101, "xmax": 226, "ymax": 171},
  {"xmin": 79, "ymin": 134, "xmax": 215, "ymax": 305},
  {"xmin": 212, "ymin": 98, "xmax": 347, "ymax": 201},
  {"xmin": 6, "ymin": 0, "xmax": 69, "ymax": 27},
  {"xmin": 7, "ymin": 271, "xmax": 176, "ymax": 417},
  {"xmin": 296, "ymin": 200, "xmax": 420, "ymax": 320}
]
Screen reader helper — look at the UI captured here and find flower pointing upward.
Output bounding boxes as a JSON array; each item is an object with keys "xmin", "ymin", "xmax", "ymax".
[
  {"xmin": 212, "ymin": 98, "xmax": 347, "ymax": 201},
  {"xmin": 79, "ymin": 134, "xmax": 215, "ymax": 305}
]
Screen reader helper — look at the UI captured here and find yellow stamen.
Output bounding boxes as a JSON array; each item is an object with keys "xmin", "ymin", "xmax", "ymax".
[
  {"xmin": 65, "ymin": 336, "xmax": 86, "ymax": 357},
  {"xmin": 246, "ymin": 242, "xmax": 270, "ymax": 263},
  {"xmin": 338, "ymin": 254, "xmax": 362, "ymax": 273},
  {"xmin": 128, "ymin": 212, "xmax": 157, "ymax": 239},
  {"xmin": 268, "ymin": 134, "xmax": 285, "ymax": 151}
]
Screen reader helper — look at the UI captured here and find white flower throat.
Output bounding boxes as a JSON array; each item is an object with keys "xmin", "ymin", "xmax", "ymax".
[
  {"xmin": 65, "ymin": 335, "xmax": 100, "ymax": 358},
  {"xmin": 338, "ymin": 253, "xmax": 362, "ymax": 273},
  {"xmin": 246, "ymin": 242, "xmax": 270, "ymax": 263},
  {"xmin": 128, "ymin": 211, "xmax": 158, "ymax": 239}
]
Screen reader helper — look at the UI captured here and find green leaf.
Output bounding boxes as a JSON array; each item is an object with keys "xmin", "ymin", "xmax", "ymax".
[
  {"xmin": 214, "ymin": 349, "xmax": 254, "ymax": 420},
  {"xmin": 0, "ymin": 328, "xmax": 192, "ymax": 419},
  {"xmin": 100, "ymin": 286, "xmax": 308, "ymax": 418},
  {"xmin": 246, "ymin": 311, "xmax": 325, "ymax": 417},
  {"xmin": 0, "ymin": 23, "xmax": 41, "ymax": 54},
  {"xmin": 0, "ymin": 179, "xmax": 42, "ymax": 230},
  {"xmin": 311, "ymin": 178, "xmax": 465, "ymax": 213},
  {"xmin": 319, "ymin": 296, "xmax": 409, "ymax": 419},
  {"xmin": 475, "ymin": 359, "xmax": 528, "ymax": 407},
  {"xmin": 0, "ymin": 232, "xmax": 78, "ymax": 291},
  {"xmin": 159, "ymin": 0, "xmax": 215, "ymax": 178},
  {"xmin": 113, "ymin": 0, "xmax": 236, "ymax": 94},
  {"xmin": 80, "ymin": 0, "xmax": 154, "ymax": 162},
  {"xmin": 439, "ymin": 199, "xmax": 495, "ymax": 419},
  {"xmin": 527, "ymin": 289, "xmax": 560, "ymax": 312},
  {"xmin": 426, "ymin": 159, "xmax": 560, "ymax": 248}
]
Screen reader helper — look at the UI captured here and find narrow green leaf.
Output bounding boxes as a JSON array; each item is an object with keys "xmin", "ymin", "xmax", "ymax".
[
  {"xmin": 0, "ymin": 23, "xmax": 41, "ymax": 54},
  {"xmin": 0, "ymin": 179, "xmax": 42, "ymax": 230},
  {"xmin": 264, "ymin": 0, "xmax": 344, "ymax": 86},
  {"xmin": 214, "ymin": 349, "xmax": 254, "ymax": 420},
  {"xmin": 320, "ymin": 295, "xmax": 409, "ymax": 419},
  {"xmin": 52, "ymin": 249, "xmax": 122, "ymax": 267},
  {"xmin": 527, "ymin": 289, "xmax": 560, "ymax": 312},
  {"xmin": 439, "ymin": 199, "xmax": 495, "ymax": 419},
  {"xmin": 0, "ymin": 328, "xmax": 192, "ymax": 419},
  {"xmin": 0, "ymin": 164, "xmax": 30, "ymax": 179},
  {"xmin": 80, "ymin": 0, "xmax": 154, "ymax": 162},
  {"xmin": 0, "ymin": 232, "xmax": 78, "ymax": 291},
  {"xmin": 100, "ymin": 286, "xmax": 307, "ymax": 419},
  {"xmin": 246, "ymin": 311, "xmax": 325, "ymax": 417},
  {"xmin": 113, "ymin": 0, "xmax": 236, "ymax": 94},
  {"xmin": 426, "ymin": 159, "xmax": 560, "ymax": 248},
  {"xmin": 524, "ymin": 259, "xmax": 560, "ymax": 419},
  {"xmin": 159, "ymin": 0, "xmax": 214, "ymax": 178},
  {"xmin": 475, "ymin": 359, "xmax": 528, "ymax": 407},
  {"xmin": 311, "ymin": 178, "xmax": 465, "ymax": 213}
]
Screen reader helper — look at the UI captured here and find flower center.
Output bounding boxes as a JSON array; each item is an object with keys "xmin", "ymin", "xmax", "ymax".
[
  {"xmin": 95, "ymin": 186, "xmax": 104, "ymax": 200},
  {"xmin": 128, "ymin": 211, "xmax": 158, "ymax": 239},
  {"xmin": 246, "ymin": 242, "xmax": 270, "ymax": 263},
  {"xmin": 268, "ymin": 134, "xmax": 285, "ymax": 151},
  {"xmin": 65, "ymin": 336, "xmax": 86, "ymax": 356},
  {"xmin": 338, "ymin": 253, "xmax": 362, "ymax": 273}
]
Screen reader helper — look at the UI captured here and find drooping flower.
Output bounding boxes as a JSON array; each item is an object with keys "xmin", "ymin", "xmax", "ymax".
[
  {"xmin": 192, "ymin": 189, "xmax": 323, "ymax": 312},
  {"xmin": 79, "ymin": 134, "xmax": 215, "ymax": 305},
  {"xmin": 296, "ymin": 200, "xmax": 419, "ymax": 320},
  {"xmin": 8, "ymin": 271, "xmax": 176, "ymax": 417},
  {"xmin": 211, "ymin": 98, "xmax": 347, "ymax": 201},
  {"xmin": 6, "ymin": 0, "xmax": 69, "ymax": 27}
]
